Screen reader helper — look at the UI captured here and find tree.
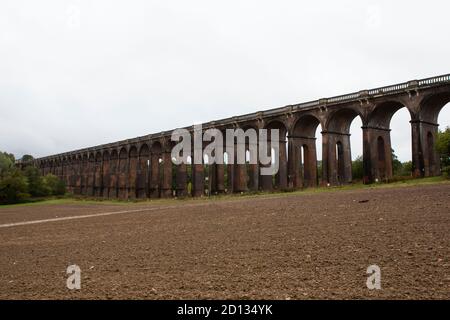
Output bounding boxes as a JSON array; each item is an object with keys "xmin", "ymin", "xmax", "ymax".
[
  {"xmin": 352, "ymin": 156, "xmax": 364, "ymax": 180},
  {"xmin": 23, "ymin": 166, "xmax": 50, "ymax": 197},
  {"xmin": 21, "ymin": 154, "xmax": 34, "ymax": 162},
  {"xmin": 401, "ymin": 161, "xmax": 413, "ymax": 177},
  {"xmin": 391, "ymin": 149, "xmax": 403, "ymax": 176},
  {"xmin": 0, "ymin": 170, "xmax": 29, "ymax": 204},
  {"xmin": 0, "ymin": 151, "xmax": 67, "ymax": 204},
  {"xmin": 0, "ymin": 152, "xmax": 15, "ymax": 178},
  {"xmin": 43, "ymin": 174, "xmax": 66, "ymax": 196},
  {"xmin": 317, "ymin": 160, "xmax": 322, "ymax": 181},
  {"xmin": 436, "ymin": 127, "xmax": 450, "ymax": 178}
]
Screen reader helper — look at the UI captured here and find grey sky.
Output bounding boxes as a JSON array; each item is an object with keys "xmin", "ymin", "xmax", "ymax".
[{"xmin": 1, "ymin": 0, "xmax": 449, "ymax": 162}]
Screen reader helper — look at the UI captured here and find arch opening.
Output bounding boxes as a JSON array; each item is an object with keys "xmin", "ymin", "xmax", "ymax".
[
  {"xmin": 137, "ymin": 144, "xmax": 150, "ymax": 198},
  {"xmin": 102, "ymin": 151, "xmax": 110, "ymax": 198},
  {"xmin": 366, "ymin": 101, "xmax": 412, "ymax": 182},
  {"xmin": 109, "ymin": 150, "xmax": 118, "ymax": 198},
  {"xmin": 326, "ymin": 108, "xmax": 362, "ymax": 185},
  {"xmin": 292, "ymin": 114, "xmax": 321, "ymax": 188},
  {"xmin": 264, "ymin": 120, "xmax": 288, "ymax": 191}
]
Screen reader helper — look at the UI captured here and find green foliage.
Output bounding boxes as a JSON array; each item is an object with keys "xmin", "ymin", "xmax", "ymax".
[
  {"xmin": 436, "ymin": 127, "xmax": 450, "ymax": 178},
  {"xmin": 352, "ymin": 156, "xmax": 364, "ymax": 180},
  {"xmin": 392, "ymin": 149, "xmax": 403, "ymax": 176},
  {"xmin": 0, "ymin": 151, "xmax": 66, "ymax": 204},
  {"xmin": 391, "ymin": 149, "xmax": 412, "ymax": 177},
  {"xmin": 0, "ymin": 152, "xmax": 15, "ymax": 178},
  {"xmin": 400, "ymin": 161, "xmax": 413, "ymax": 177},
  {"xmin": 0, "ymin": 170, "xmax": 29, "ymax": 204},
  {"xmin": 21, "ymin": 154, "xmax": 34, "ymax": 162},
  {"xmin": 352, "ymin": 150, "xmax": 412, "ymax": 181},
  {"xmin": 43, "ymin": 174, "xmax": 66, "ymax": 196},
  {"xmin": 317, "ymin": 160, "xmax": 322, "ymax": 181},
  {"xmin": 23, "ymin": 166, "xmax": 49, "ymax": 197}
]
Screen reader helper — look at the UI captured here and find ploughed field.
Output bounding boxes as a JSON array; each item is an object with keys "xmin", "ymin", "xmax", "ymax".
[{"xmin": 0, "ymin": 184, "xmax": 449, "ymax": 299}]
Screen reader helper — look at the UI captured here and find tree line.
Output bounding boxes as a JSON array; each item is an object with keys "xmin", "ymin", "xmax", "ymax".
[{"xmin": 0, "ymin": 153, "xmax": 66, "ymax": 204}]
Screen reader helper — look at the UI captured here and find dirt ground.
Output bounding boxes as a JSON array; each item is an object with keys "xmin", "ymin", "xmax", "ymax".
[{"xmin": 0, "ymin": 184, "xmax": 449, "ymax": 300}]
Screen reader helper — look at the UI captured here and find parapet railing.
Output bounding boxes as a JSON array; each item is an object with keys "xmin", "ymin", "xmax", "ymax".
[
  {"xmin": 419, "ymin": 74, "xmax": 450, "ymax": 86},
  {"xmin": 288, "ymin": 74, "xmax": 449, "ymax": 111}
]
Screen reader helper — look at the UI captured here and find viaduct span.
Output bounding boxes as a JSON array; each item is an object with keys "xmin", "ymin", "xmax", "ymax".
[{"xmin": 35, "ymin": 74, "xmax": 450, "ymax": 199}]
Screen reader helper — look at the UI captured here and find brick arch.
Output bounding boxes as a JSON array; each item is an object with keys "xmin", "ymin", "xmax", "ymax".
[
  {"xmin": 150, "ymin": 140, "xmax": 163, "ymax": 154},
  {"xmin": 93, "ymin": 151, "xmax": 103, "ymax": 197},
  {"xmin": 108, "ymin": 149, "xmax": 119, "ymax": 198},
  {"xmin": 117, "ymin": 147, "xmax": 128, "ymax": 199},
  {"xmin": 410, "ymin": 90, "xmax": 450, "ymax": 177},
  {"xmin": 326, "ymin": 107, "xmax": 363, "ymax": 134},
  {"xmin": 66, "ymin": 156, "xmax": 75, "ymax": 193},
  {"xmin": 137, "ymin": 144, "xmax": 150, "ymax": 198},
  {"xmin": 80, "ymin": 153, "xmax": 89, "ymax": 195},
  {"xmin": 291, "ymin": 114, "xmax": 322, "ymax": 188},
  {"xmin": 363, "ymin": 100, "xmax": 413, "ymax": 183},
  {"xmin": 323, "ymin": 108, "xmax": 363, "ymax": 186},
  {"xmin": 293, "ymin": 114, "xmax": 322, "ymax": 138},
  {"xmin": 419, "ymin": 91, "xmax": 450, "ymax": 123},
  {"xmin": 238, "ymin": 124, "xmax": 259, "ymax": 192},
  {"xmin": 139, "ymin": 143, "xmax": 150, "ymax": 156},
  {"xmin": 149, "ymin": 141, "xmax": 163, "ymax": 198},
  {"xmin": 264, "ymin": 118, "xmax": 288, "ymax": 138},
  {"xmin": 262, "ymin": 119, "xmax": 288, "ymax": 191},
  {"xmin": 86, "ymin": 153, "xmax": 95, "ymax": 196},
  {"xmin": 101, "ymin": 150, "xmax": 110, "ymax": 198},
  {"xmin": 368, "ymin": 100, "xmax": 411, "ymax": 129},
  {"xmin": 128, "ymin": 146, "xmax": 138, "ymax": 199}
]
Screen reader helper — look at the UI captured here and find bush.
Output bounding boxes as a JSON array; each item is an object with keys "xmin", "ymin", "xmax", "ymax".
[
  {"xmin": 0, "ymin": 152, "xmax": 15, "ymax": 178},
  {"xmin": 352, "ymin": 156, "xmax": 363, "ymax": 180},
  {"xmin": 442, "ymin": 167, "xmax": 450, "ymax": 178},
  {"xmin": 43, "ymin": 174, "xmax": 66, "ymax": 196},
  {"xmin": 436, "ymin": 127, "xmax": 450, "ymax": 179},
  {"xmin": 23, "ymin": 166, "xmax": 50, "ymax": 197},
  {"xmin": 0, "ymin": 150, "xmax": 67, "ymax": 204},
  {"xmin": 0, "ymin": 170, "xmax": 30, "ymax": 204}
]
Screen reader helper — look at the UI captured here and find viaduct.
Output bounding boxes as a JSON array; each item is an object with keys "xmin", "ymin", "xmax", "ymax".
[{"xmin": 35, "ymin": 74, "xmax": 450, "ymax": 199}]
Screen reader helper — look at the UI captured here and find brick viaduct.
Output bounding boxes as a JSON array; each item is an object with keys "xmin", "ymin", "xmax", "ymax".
[{"xmin": 34, "ymin": 74, "xmax": 450, "ymax": 199}]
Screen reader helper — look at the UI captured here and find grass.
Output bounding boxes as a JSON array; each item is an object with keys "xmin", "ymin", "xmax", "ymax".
[
  {"xmin": 0, "ymin": 197, "xmax": 136, "ymax": 209},
  {"xmin": 1, "ymin": 176, "xmax": 448, "ymax": 209}
]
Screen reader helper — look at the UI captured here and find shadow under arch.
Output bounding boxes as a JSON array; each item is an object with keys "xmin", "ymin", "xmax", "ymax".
[
  {"xmin": 291, "ymin": 114, "xmax": 322, "ymax": 188},
  {"xmin": 128, "ymin": 146, "xmax": 138, "ymax": 199},
  {"xmin": 365, "ymin": 100, "xmax": 411, "ymax": 182},
  {"xmin": 223, "ymin": 124, "xmax": 259, "ymax": 193},
  {"xmin": 117, "ymin": 147, "xmax": 128, "ymax": 199},
  {"xmin": 80, "ymin": 153, "xmax": 88, "ymax": 195},
  {"xmin": 150, "ymin": 141, "xmax": 163, "ymax": 198},
  {"xmin": 137, "ymin": 144, "xmax": 150, "ymax": 198},
  {"xmin": 416, "ymin": 92, "xmax": 450, "ymax": 176},
  {"xmin": 101, "ymin": 150, "xmax": 110, "ymax": 198},
  {"xmin": 263, "ymin": 119, "xmax": 289, "ymax": 191},
  {"xmin": 108, "ymin": 149, "xmax": 119, "ymax": 199},
  {"xmin": 324, "ymin": 108, "xmax": 363, "ymax": 185},
  {"xmin": 94, "ymin": 151, "xmax": 103, "ymax": 197}
]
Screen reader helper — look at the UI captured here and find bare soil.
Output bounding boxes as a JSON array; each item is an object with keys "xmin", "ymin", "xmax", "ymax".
[{"xmin": 0, "ymin": 184, "xmax": 449, "ymax": 300}]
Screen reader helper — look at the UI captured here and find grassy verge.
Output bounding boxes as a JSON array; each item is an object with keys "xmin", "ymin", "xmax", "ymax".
[{"xmin": 1, "ymin": 176, "xmax": 448, "ymax": 209}]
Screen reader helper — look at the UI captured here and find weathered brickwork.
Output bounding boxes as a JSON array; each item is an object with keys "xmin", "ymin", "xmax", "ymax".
[{"xmin": 35, "ymin": 75, "xmax": 450, "ymax": 199}]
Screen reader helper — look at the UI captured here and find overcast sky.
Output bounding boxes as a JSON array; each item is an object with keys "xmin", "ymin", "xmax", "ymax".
[{"xmin": 1, "ymin": 0, "xmax": 450, "ymax": 162}]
